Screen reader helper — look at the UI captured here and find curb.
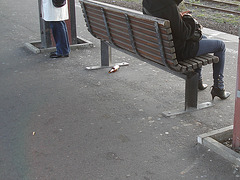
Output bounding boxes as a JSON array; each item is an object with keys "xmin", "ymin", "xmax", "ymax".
[
  {"xmin": 24, "ymin": 36, "xmax": 93, "ymax": 54},
  {"xmin": 202, "ymin": 27, "xmax": 238, "ymax": 43},
  {"xmin": 198, "ymin": 125, "xmax": 240, "ymax": 166}
]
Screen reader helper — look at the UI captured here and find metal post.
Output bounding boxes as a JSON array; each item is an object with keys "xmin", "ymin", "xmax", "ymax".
[
  {"xmin": 38, "ymin": 0, "xmax": 77, "ymax": 48},
  {"xmin": 232, "ymin": 28, "xmax": 240, "ymax": 150},
  {"xmin": 67, "ymin": 0, "xmax": 77, "ymax": 44},
  {"xmin": 185, "ymin": 73, "xmax": 198, "ymax": 110},
  {"xmin": 101, "ymin": 40, "xmax": 112, "ymax": 67},
  {"xmin": 38, "ymin": 0, "xmax": 52, "ymax": 48}
]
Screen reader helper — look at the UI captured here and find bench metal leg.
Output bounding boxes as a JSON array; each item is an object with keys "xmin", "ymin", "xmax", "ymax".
[
  {"xmin": 185, "ymin": 73, "xmax": 198, "ymax": 109},
  {"xmin": 162, "ymin": 73, "xmax": 213, "ymax": 117},
  {"xmin": 86, "ymin": 40, "xmax": 129, "ymax": 70}
]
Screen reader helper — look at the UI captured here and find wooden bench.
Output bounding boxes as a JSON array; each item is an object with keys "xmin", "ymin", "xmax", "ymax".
[{"xmin": 79, "ymin": 0, "xmax": 219, "ymax": 116}]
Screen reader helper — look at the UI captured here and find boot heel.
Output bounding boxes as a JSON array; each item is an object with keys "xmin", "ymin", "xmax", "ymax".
[
  {"xmin": 198, "ymin": 80, "xmax": 208, "ymax": 90},
  {"xmin": 211, "ymin": 93, "xmax": 215, "ymax": 100},
  {"xmin": 211, "ymin": 87, "xmax": 230, "ymax": 100}
]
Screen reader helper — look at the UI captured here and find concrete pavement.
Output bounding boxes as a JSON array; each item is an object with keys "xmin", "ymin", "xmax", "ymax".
[{"xmin": 0, "ymin": 0, "xmax": 239, "ymax": 179}]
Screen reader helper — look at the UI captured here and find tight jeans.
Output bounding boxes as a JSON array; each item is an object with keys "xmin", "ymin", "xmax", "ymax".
[
  {"xmin": 50, "ymin": 21, "xmax": 70, "ymax": 56},
  {"xmin": 195, "ymin": 35, "xmax": 226, "ymax": 89}
]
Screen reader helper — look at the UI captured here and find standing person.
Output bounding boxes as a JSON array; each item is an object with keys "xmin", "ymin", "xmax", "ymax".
[
  {"xmin": 42, "ymin": 0, "xmax": 70, "ymax": 58},
  {"xmin": 142, "ymin": 0, "xmax": 230, "ymax": 100}
]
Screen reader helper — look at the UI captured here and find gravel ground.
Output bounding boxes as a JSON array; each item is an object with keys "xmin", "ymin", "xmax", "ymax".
[{"xmin": 97, "ymin": 0, "xmax": 240, "ymax": 36}]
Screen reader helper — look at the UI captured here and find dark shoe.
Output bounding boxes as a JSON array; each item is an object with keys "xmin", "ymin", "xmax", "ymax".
[
  {"xmin": 211, "ymin": 86, "xmax": 231, "ymax": 100},
  {"xmin": 50, "ymin": 51, "xmax": 57, "ymax": 55},
  {"xmin": 198, "ymin": 80, "xmax": 208, "ymax": 90},
  {"xmin": 50, "ymin": 52, "xmax": 69, "ymax": 58}
]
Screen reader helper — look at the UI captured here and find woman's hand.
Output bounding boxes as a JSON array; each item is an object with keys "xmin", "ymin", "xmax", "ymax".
[{"xmin": 180, "ymin": 10, "xmax": 192, "ymax": 17}]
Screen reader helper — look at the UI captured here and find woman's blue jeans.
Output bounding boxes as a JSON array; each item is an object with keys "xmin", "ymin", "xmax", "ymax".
[
  {"xmin": 195, "ymin": 35, "xmax": 226, "ymax": 89},
  {"xmin": 50, "ymin": 21, "xmax": 70, "ymax": 56}
]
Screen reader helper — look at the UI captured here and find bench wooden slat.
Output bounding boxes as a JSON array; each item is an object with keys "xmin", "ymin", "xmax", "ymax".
[
  {"xmin": 194, "ymin": 57, "xmax": 208, "ymax": 65},
  {"xmin": 138, "ymin": 52, "xmax": 178, "ymax": 67},
  {"xmin": 132, "ymin": 30, "xmax": 173, "ymax": 46},
  {"xmin": 178, "ymin": 61, "xmax": 194, "ymax": 72},
  {"xmin": 187, "ymin": 58, "xmax": 203, "ymax": 68},
  {"xmin": 90, "ymin": 25, "xmax": 109, "ymax": 38},
  {"xmin": 200, "ymin": 55, "xmax": 213, "ymax": 64},
  {"xmin": 205, "ymin": 54, "xmax": 219, "ymax": 63},
  {"xmin": 200, "ymin": 54, "xmax": 219, "ymax": 64},
  {"xmin": 184, "ymin": 59, "xmax": 198, "ymax": 69},
  {"xmin": 130, "ymin": 20, "xmax": 172, "ymax": 35},
  {"xmin": 136, "ymin": 46, "xmax": 178, "ymax": 65},
  {"xmin": 134, "ymin": 37, "xmax": 175, "ymax": 54}
]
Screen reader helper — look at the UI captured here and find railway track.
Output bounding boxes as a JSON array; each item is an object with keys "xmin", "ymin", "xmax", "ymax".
[{"xmin": 184, "ymin": 0, "xmax": 240, "ymax": 16}]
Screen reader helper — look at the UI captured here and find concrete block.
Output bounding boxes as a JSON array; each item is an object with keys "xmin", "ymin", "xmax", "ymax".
[{"xmin": 198, "ymin": 125, "xmax": 240, "ymax": 166}]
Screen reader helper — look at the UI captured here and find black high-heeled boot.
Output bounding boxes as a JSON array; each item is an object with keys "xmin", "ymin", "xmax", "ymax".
[
  {"xmin": 211, "ymin": 87, "xmax": 231, "ymax": 100},
  {"xmin": 198, "ymin": 80, "xmax": 208, "ymax": 90}
]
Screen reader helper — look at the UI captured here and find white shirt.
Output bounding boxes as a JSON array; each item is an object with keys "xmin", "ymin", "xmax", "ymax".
[{"xmin": 42, "ymin": 0, "xmax": 69, "ymax": 21}]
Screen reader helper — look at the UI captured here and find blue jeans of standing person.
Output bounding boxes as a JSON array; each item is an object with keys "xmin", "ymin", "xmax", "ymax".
[
  {"xmin": 195, "ymin": 35, "xmax": 226, "ymax": 90},
  {"xmin": 50, "ymin": 21, "xmax": 70, "ymax": 56}
]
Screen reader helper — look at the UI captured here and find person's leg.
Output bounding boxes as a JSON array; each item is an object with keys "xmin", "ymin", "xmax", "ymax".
[
  {"xmin": 60, "ymin": 21, "xmax": 70, "ymax": 55},
  {"xmin": 196, "ymin": 37, "xmax": 230, "ymax": 99},
  {"xmin": 195, "ymin": 35, "xmax": 207, "ymax": 80},
  {"xmin": 195, "ymin": 36, "xmax": 208, "ymax": 90},
  {"xmin": 50, "ymin": 21, "xmax": 70, "ymax": 56},
  {"xmin": 196, "ymin": 37, "xmax": 225, "ymax": 89}
]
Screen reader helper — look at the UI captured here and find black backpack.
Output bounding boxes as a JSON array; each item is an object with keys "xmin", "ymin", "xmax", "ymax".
[{"xmin": 52, "ymin": 0, "xmax": 66, "ymax": 7}]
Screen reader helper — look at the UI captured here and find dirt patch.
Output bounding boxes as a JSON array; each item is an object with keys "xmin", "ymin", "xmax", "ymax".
[{"xmin": 222, "ymin": 137, "xmax": 240, "ymax": 153}]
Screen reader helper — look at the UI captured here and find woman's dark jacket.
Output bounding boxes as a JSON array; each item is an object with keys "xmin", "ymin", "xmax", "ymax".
[{"xmin": 142, "ymin": 0, "xmax": 199, "ymax": 61}]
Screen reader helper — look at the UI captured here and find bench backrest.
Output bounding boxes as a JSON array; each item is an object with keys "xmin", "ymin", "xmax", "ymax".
[{"xmin": 79, "ymin": 0, "xmax": 182, "ymax": 70}]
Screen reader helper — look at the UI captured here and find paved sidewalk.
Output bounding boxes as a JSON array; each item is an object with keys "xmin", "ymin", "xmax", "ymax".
[{"xmin": 0, "ymin": 0, "xmax": 239, "ymax": 180}]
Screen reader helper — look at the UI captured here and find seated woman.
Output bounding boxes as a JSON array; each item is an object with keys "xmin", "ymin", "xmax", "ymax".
[{"xmin": 142, "ymin": 0, "xmax": 230, "ymax": 100}]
